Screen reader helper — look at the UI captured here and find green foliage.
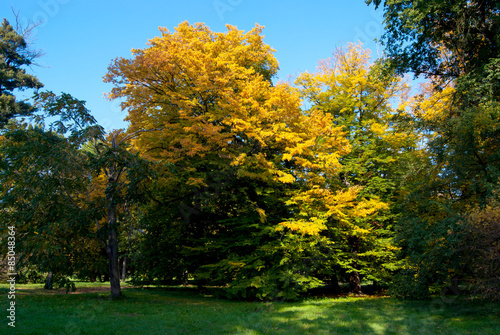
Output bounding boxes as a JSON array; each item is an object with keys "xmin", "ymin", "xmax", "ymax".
[
  {"xmin": 0, "ymin": 18, "xmax": 43, "ymax": 127},
  {"xmin": 369, "ymin": 0, "xmax": 500, "ymax": 301},
  {"xmin": 54, "ymin": 276, "xmax": 77, "ymax": 294},
  {"xmin": 0, "ymin": 126, "xmax": 91, "ymax": 274},
  {"xmin": 128, "ymin": 201, "xmax": 188, "ymax": 286},
  {"xmin": 367, "ymin": 0, "xmax": 500, "ymax": 79},
  {"xmin": 193, "ymin": 217, "xmax": 325, "ymax": 301},
  {"xmin": 132, "ymin": 167, "xmax": 325, "ymax": 300},
  {"xmin": 389, "ymin": 268, "xmax": 432, "ymax": 300},
  {"xmin": 462, "ymin": 197, "xmax": 500, "ymax": 300},
  {"xmin": 390, "ymin": 179, "xmax": 474, "ymax": 299},
  {"xmin": 393, "ymin": 194, "xmax": 500, "ymax": 301},
  {"xmin": 15, "ymin": 267, "xmax": 46, "ymax": 284},
  {"xmin": 0, "ymin": 92, "xmax": 104, "ymax": 281}
]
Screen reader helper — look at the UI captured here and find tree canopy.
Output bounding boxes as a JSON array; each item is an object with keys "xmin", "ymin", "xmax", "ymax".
[
  {"xmin": 0, "ymin": 18, "xmax": 43, "ymax": 127},
  {"xmin": 367, "ymin": 0, "xmax": 500, "ymax": 79}
]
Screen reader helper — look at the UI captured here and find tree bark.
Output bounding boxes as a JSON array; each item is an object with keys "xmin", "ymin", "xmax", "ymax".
[
  {"xmin": 107, "ymin": 200, "xmax": 122, "ymax": 298},
  {"xmin": 330, "ymin": 275, "xmax": 341, "ymax": 293},
  {"xmin": 107, "ymin": 226, "xmax": 121, "ymax": 298},
  {"xmin": 349, "ymin": 270, "xmax": 362, "ymax": 295},
  {"xmin": 44, "ymin": 271, "xmax": 54, "ymax": 290},
  {"xmin": 372, "ymin": 280, "xmax": 379, "ymax": 293},
  {"xmin": 348, "ymin": 236, "xmax": 363, "ymax": 295},
  {"xmin": 121, "ymin": 256, "xmax": 127, "ymax": 282},
  {"xmin": 106, "ymin": 134, "xmax": 122, "ymax": 299}
]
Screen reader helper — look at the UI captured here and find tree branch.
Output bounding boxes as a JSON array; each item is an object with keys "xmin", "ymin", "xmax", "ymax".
[{"xmin": 117, "ymin": 128, "xmax": 164, "ymax": 147}]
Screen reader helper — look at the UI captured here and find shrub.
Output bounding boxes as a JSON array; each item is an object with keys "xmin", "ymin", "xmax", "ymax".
[{"xmin": 462, "ymin": 199, "xmax": 500, "ymax": 300}]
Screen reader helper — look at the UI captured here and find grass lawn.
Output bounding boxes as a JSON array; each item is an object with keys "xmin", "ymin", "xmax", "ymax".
[{"xmin": 1, "ymin": 282, "xmax": 499, "ymax": 334}]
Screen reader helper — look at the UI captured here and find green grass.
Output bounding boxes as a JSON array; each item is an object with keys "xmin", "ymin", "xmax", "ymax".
[{"xmin": 1, "ymin": 282, "xmax": 499, "ymax": 334}]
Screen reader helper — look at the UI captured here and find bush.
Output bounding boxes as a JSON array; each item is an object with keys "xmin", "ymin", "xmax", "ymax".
[
  {"xmin": 389, "ymin": 267, "xmax": 431, "ymax": 300},
  {"xmin": 16, "ymin": 267, "xmax": 46, "ymax": 284},
  {"xmin": 390, "ymin": 210, "xmax": 467, "ymax": 300},
  {"xmin": 462, "ymin": 199, "xmax": 500, "ymax": 300}
]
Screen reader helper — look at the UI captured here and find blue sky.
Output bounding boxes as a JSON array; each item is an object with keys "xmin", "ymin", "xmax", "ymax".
[{"xmin": 2, "ymin": 0, "xmax": 385, "ymax": 131}]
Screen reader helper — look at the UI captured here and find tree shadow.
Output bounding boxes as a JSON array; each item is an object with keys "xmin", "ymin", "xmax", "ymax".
[
  {"xmin": 225, "ymin": 296, "xmax": 500, "ymax": 334},
  {"xmin": 5, "ymin": 285, "xmax": 500, "ymax": 335}
]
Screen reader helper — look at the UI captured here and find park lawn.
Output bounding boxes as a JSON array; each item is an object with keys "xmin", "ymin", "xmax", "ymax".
[{"xmin": 0, "ymin": 283, "xmax": 499, "ymax": 335}]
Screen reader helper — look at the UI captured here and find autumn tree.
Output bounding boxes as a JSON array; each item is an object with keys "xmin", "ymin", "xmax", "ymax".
[
  {"xmin": 295, "ymin": 43, "xmax": 418, "ymax": 294},
  {"xmin": 104, "ymin": 22, "xmax": 364, "ymax": 299}
]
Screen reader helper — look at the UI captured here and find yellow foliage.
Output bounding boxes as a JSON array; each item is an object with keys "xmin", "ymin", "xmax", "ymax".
[
  {"xmin": 105, "ymin": 23, "xmax": 398, "ymax": 241},
  {"xmin": 296, "ymin": 41, "xmax": 416, "ymax": 153},
  {"xmin": 186, "ymin": 177, "xmax": 207, "ymax": 187},
  {"xmin": 289, "ymin": 42, "xmax": 421, "ymax": 243},
  {"xmin": 105, "ymin": 21, "xmax": 350, "ymax": 193},
  {"xmin": 413, "ymin": 83, "xmax": 455, "ymax": 123},
  {"xmin": 279, "ymin": 217, "xmax": 327, "ymax": 236},
  {"xmin": 352, "ymin": 198, "xmax": 390, "ymax": 218},
  {"xmin": 370, "ymin": 122, "xmax": 388, "ymax": 135},
  {"xmin": 256, "ymin": 207, "xmax": 267, "ymax": 223}
]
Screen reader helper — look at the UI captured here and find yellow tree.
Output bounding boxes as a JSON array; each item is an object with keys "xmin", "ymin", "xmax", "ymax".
[
  {"xmin": 104, "ymin": 22, "xmax": 362, "ymax": 299},
  {"xmin": 295, "ymin": 43, "xmax": 418, "ymax": 293}
]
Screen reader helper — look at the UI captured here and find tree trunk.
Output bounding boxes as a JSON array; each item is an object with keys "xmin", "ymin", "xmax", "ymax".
[
  {"xmin": 107, "ymin": 226, "xmax": 122, "ymax": 298},
  {"xmin": 121, "ymin": 256, "xmax": 127, "ymax": 282},
  {"xmin": 372, "ymin": 280, "xmax": 379, "ymax": 293},
  {"xmin": 349, "ymin": 270, "xmax": 362, "ymax": 295},
  {"xmin": 44, "ymin": 271, "xmax": 54, "ymax": 290},
  {"xmin": 102, "ymin": 272, "xmax": 110, "ymax": 282},
  {"xmin": 106, "ymin": 135, "xmax": 122, "ymax": 299},
  {"xmin": 106, "ymin": 186, "xmax": 122, "ymax": 298},
  {"xmin": 330, "ymin": 275, "xmax": 341, "ymax": 293},
  {"xmin": 348, "ymin": 236, "xmax": 363, "ymax": 295}
]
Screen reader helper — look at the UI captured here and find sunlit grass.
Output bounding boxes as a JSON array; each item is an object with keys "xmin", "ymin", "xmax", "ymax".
[{"xmin": 0, "ymin": 282, "xmax": 499, "ymax": 334}]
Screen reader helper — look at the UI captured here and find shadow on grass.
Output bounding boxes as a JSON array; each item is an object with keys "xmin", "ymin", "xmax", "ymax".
[
  {"xmin": 226, "ymin": 295, "xmax": 500, "ymax": 334},
  {"xmin": 1, "ymin": 285, "xmax": 499, "ymax": 335}
]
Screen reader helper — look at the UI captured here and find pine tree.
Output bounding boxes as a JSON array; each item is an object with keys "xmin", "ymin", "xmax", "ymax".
[{"xmin": 0, "ymin": 18, "xmax": 43, "ymax": 127}]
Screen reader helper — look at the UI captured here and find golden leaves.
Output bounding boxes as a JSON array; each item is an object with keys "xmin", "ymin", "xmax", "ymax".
[
  {"xmin": 105, "ymin": 22, "xmax": 389, "ymax": 240},
  {"xmin": 105, "ymin": 22, "xmax": 284, "ymax": 163},
  {"xmin": 413, "ymin": 83, "xmax": 455, "ymax": 123},
  {"xmin": 278, "ymin": 217, "xmax": 327, "ymax": 236}
]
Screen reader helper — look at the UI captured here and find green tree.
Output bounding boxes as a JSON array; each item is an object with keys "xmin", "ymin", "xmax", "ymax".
[
  {"xmin": 0, "ymin": 92, "xmax": 104, "ymax": 288},
  {"xmin": 89, "ymin": 129, "xmax": 160, "ymax": 298},
  {"xmin": 367, "ymin": 0, "xmax": 500, "ymax": 80},
  {"xmin": 0, "ymin": 18, "xmax": 43, "ymax": 127},
  {"xmin": 366, "ymin": 1, "xmax": 500, "ymax": 203},
  {"xmin": 368, "ymin": 0, "xmax": 500, "ymax": 299},
  {"xmin": 0, "ymin": 16, "xmax": 161, "ymax": 298}
]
